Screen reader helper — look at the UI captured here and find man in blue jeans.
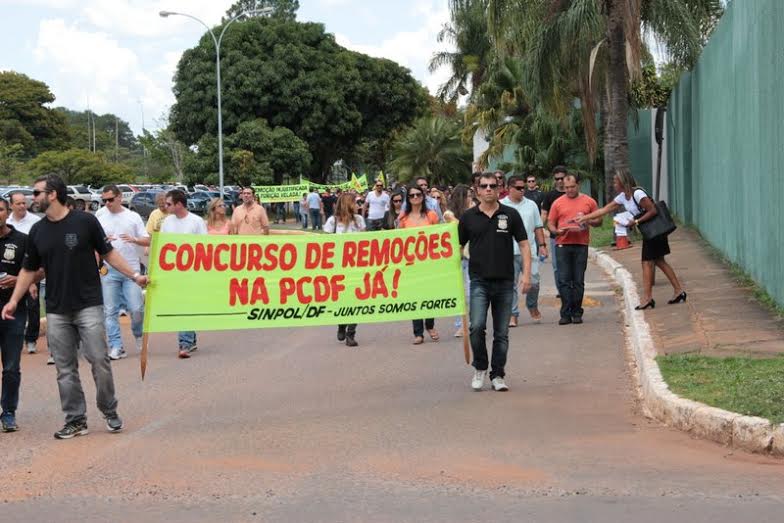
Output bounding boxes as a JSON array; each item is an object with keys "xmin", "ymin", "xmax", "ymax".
[
  {"xmin": 541, "ymin": 166, "xmax": 566, "ymax": 298},
  {"xmin": 458, "ymin": 173, "xmax": 531, "ymax": 392}
]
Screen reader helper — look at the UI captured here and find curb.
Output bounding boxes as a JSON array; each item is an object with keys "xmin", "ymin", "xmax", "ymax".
[{"xmin": 589, "ymin": 247, "xmax": 784, "ymax": 456}]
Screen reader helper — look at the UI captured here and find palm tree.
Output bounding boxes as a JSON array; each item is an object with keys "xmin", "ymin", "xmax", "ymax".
[
  {"xmin": 388, "ymin": 116, "xmax": 472, "ymax": 186},
  {"xmin": 485, "ymin": 0, "xmax": 723, "ymax": 200},
  {"xmin": 429, "ymin": 0, "xmax": 493, "ymax": 103}
]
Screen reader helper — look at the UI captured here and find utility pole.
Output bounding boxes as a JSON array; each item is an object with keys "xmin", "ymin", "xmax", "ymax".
[{"xmin": 115, "ymin": 117, "xmax": 119, "ymax": 162}]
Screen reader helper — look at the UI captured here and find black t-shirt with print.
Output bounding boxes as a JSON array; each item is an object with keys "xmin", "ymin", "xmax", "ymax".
[
  {"xmin": 23, "ymin": 210, "xmax": 113, "ymax": 314},
  {"xmin": 0, "ymin": 225, "xmax": 27, "ymax": 305},
  {"xmin": 458, "ymin": 203, "xmax": 527, "ymax": 280}
]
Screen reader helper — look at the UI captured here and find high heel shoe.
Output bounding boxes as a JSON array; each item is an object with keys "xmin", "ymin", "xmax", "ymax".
[
  {"xmin": 635, "ymin": 299, "xmax": 655, "ymax": 310},
  {"xmin": 668, "ymin": 291, "xmax": 687, "ymax": 304}
]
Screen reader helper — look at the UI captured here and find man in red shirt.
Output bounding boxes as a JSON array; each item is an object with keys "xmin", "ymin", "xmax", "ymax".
[{"xmin": 546, "ymin": 174, "xmax": 601, "ymax": 325}]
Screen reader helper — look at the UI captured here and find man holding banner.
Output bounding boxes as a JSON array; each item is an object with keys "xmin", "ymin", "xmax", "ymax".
[{"xmin": 459, "ymin": 172, "xmax": 531, "ymax": 393}]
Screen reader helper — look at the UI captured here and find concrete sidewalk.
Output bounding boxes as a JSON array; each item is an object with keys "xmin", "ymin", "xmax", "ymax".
[{"xmin": 606, "ymin": 228, "xmax": 784, "ymax": 358}]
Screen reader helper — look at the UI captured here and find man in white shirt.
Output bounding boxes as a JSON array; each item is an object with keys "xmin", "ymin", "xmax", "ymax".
[
  {"xmin": 7, "ymin": 192, "xmax": 42, "ymax": 355},
  {"xmin": 161, "ymin": 189, "xmax": 207, "ymax": 359},
  {"xmin": 501, "ymin": 175, "xmax": 547, "ymax": 326},
  {"xmin": 306, "ymin": 188, "xmax": 323, "ymax": 230},
  {"xmin": 363, "ymin": 180, "xmax": 390, "ymax": 231},
  {"xmin": 97, "ymin": 185, "xmax": 150, "ymax": 360}
]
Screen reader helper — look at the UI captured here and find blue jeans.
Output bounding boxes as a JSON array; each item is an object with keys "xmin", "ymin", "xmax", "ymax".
[
  {"xmin": 178, "ymin": 331, "xmax": 196, "ymax": 350},
  {"xmin": 101, "ymin": 267, "xmax": 144, "ymax": 349},
  {"xmin": 512, "ymin": 255, "xmax": 541, "ymax": 317},
  {"xmin": 1, "ymin": 303, "xmax": 26, "ymax": 415},
  {"xmin": 469, "ymin": 278, "xmax": 514, "ymax": 379},
  {"xmin": 555, "ymin": 244, "xmax": 589, "ymax": 320},
  {"xmin": 301, "ymin": 212, "xmax": 308, "ymax": 229},
  {"xmin": 25, "ymin": 291, "xmax": 40, "ymax": 343},
  {"xmin": 309, "ymin": 209, "xmax": 321, "ymax": 230}
]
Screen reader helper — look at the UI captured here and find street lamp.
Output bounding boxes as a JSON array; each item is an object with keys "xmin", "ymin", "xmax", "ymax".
[{"xmin": 160, "ymin": 7, "xmax": 274, "ymax": 196}]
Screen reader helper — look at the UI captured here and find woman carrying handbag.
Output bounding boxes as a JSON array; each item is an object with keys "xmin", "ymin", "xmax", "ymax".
[{"xmin": 576, "ymin": 169, "xmax": 686, "ymax": 310}]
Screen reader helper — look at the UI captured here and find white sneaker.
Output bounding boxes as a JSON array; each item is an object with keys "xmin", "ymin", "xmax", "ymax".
[
  {"xmin": 491, "ymin": 377, "xmax": 509, "ymax": 391},
  {"xmin": 47, "ymin": 355, "xmax": 55, "ymax": 365},
  {"xmin": 471, "ymin": 370, "xmax": 487, "ymax": 391},
  {"xmin": 108, "ymin": 347, "xmax": 127, "ymax": 360},
  {"xmin": 454, "ymin": 328, "xmax": 463, "ymax": 338},
  {"xmin": 26, "ymin": 341, "xmax": 37, "ymax": 354},
  {"xmin": 135, "ymin": 337, "xmax": 143, "ymax": 352}
]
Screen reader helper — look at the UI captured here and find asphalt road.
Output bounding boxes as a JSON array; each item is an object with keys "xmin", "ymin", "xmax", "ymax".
[{"xmin": 1, "ymin": 261, "xmax": 782, "ymax": 522}]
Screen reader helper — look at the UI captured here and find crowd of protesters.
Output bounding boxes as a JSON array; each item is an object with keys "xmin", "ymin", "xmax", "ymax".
[{"xmin": 0, "ymin": 162, "xmax": 684, "ymax": 438}]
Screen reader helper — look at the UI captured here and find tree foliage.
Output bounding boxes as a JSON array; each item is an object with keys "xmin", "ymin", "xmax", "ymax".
[
  {"xmin": 55, "ymin": 107, "xmax": 137, "ymax": 153},
  {"xmin": 388, "ymin": 116, "xmax": 472, "ymax": 186},
  {"xmin": 170, "ymin": 17, "xmax": 427, "ymax": 181},
  {"xmin": 27, "ymin": 149, "xmax": 130, "ymax": 186},
  {"xmin": 225, "ymin": 0, "xmax": 299, "ymax": 21},
  {"xmin": 0, "ymin": 72, "xmax": 70, "ymax": 156}
]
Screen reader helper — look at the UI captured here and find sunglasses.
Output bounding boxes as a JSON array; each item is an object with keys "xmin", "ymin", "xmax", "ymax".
[
  {"xmin": 512, "ymin": 185, "xmax": 526, "ymax": 191},
  {"xmin": 33, "ymin": 189, "xmax": 48, "ymax": 197},
  {"xmin": 102, "ymin": 197, "xmax": 116, "ymax": 203},
  {"xmin": 554, "ymin": 176, "xmax": 565, "ymax": 181},
  {"xmin": 408, "ymin": 193, "xmax": 423, "ymax": 198},
  {"xmin": 392, "ymin": 199, "xmax": 402, "ymax": 204},
  {"xmin": 478, "ymin": 183, "xmax": 498, "ymax": 189}
]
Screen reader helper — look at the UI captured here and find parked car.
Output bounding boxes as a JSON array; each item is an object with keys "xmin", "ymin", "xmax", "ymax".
[
  {"xmin": 67, "ymin": 185, "xmax": 100, "ymax": 211},
  {"xmin": 190, "ymin": 191, "xmax": 234, "ymax": 214},
  {"xmin": 129, "ymin": 191, "xmax": 163, "ymax": 220},
  {"xmin": 186, "ymin": 192, "xmax": 210, "ymax": 215}
]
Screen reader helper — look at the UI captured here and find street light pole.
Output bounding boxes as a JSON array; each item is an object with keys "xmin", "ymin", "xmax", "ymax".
[{"xmin": 160, "ymin": 8, "xmax": 273, "ymax": 196}]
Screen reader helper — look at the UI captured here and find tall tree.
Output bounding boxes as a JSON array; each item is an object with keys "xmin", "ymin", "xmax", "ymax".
[
  {"xmin": 428, "ymin": 0, "xmax": 493, "ymax": 103},
  {"xmin": 484, "ymin": 0, "xmax": 723, "ymax": 200},
  {"xmin": 171, "ymin": 17, "xmax": 426, "ymax": 180},
  {"xmin": 55, "ymin": 107, "xmax": 137, "ymax": 153},
  {"xmin": 0, "ymin": 72, "xmax": 70, "ymax": 156}
]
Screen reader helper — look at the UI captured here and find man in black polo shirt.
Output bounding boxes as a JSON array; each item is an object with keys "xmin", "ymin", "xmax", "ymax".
[
  {"xmin": 2, "ymin": 175, "xmax": 148, "ymax": 440},
  {"xmin": 0, "ymin": 198, "xmax": 30, "ymax": 432},
  {"xmin": 458, "ymin": 173, "xmax": 531, "ymax": 392}
]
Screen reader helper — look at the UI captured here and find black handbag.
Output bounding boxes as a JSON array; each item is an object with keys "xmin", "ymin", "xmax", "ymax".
[{"xmin": 632, "ymin": 189, "xmax": 676, "ymax": 241}]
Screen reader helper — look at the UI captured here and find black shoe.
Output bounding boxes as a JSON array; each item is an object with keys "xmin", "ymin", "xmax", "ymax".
[
  {"xmin": 345, "ymin": 335, "xmax": 358, "ymax": 347},
  {"xmin": 635, "ymin": 299, "xmax": 655, "ymax": 310},
  {"xmin": 572, "ymin": 316, "xmax": 583, "ymax": 324},
  {"xmin": 54, "ymin": 419, "xmax": 88, "ymax": 440},
  {"xmin": 558, "ymin": 317, "xmax": 572, "ymax": 325},
  {"xmin": 1, "ymin": 412, "xmax": 17, "ymax": 432},
  {"xmin": 668, "ymin": 291, "xmax": 687, "ymax": 304},
  {"xmin": 105, "ymin": 413, "xmax": 123, "ymax": 433},
  {"xmin": 337, "ymin": 327, "xmax": 346, "ymax": 342}
]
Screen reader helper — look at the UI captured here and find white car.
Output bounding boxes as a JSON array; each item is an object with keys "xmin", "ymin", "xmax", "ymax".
[
  {"xmin": 117, "ymin": 185, "xmax": 135, "ymax": 207},
  {"xmin": 67, "ymin": 185, "xmax": 100, "ymax": 211},
  {"xmin": 0, "ymin": 188, "xmax": 36, "ymax": 210}
]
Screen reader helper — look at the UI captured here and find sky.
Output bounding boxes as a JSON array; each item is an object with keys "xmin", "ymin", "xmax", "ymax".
[{"xmin": 0, "ymin": 0, "xmax": 453, "ymax": 135}]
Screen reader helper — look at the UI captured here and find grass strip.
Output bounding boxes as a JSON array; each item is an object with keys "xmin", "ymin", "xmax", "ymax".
[{"xmin": 657, "ymin": 353, "xmax": 784, "ymax": 424}]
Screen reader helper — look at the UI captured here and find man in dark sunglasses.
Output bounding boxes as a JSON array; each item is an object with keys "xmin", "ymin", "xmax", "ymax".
[
  {"xmin": 541, "ymin": 166, "xmax": 568, "ymax": 299},
  {"xmin": 458, "ymin": 173, "xmax": 531, "ymax": 392}
]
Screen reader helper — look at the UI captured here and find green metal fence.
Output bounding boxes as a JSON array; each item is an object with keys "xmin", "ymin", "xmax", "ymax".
[{"xmin": 666, "ymin": 0, "xmax": 784, "ymax": 306}]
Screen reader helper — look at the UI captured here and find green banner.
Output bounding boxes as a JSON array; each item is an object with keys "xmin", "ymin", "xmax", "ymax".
[
  {"xmin": 144, "ymin": 224, "xmax": 465, "ymax": 333},
  {"xmin": 301, "ymin": 174, "xmax": 368, "ymax": 192},
  {"xmin": 252, "ymin": 183, "xmax": 309, "ymax": 203}
]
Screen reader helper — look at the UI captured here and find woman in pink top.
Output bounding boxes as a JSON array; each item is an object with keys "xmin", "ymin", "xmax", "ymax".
[
  {"xmin": 206, "ymin": 198, "xmax": 232, "ymax": 235},
  {"xmin": 399, "ymin": 185, "xmax": 440, "ymax": 344}
]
